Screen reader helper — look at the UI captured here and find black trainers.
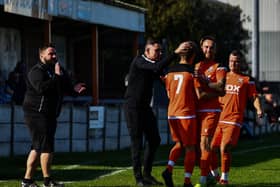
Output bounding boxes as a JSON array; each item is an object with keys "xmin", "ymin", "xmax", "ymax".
[
  {"xmin": 161, "ymin": 169, "xmax": 174, "ymax": 187},
  {"xmin": 136, "ymin": 179, "xmax": 151, "ymax": 187},
  {"xmin": 21, "ymin": 181, "xmax": 39, "ymax": 187},
  {"xmin": 183, "ymin": 183, "xmax": 194, "ymax": 187},
  {"xmin": 206, "ymin": 173, "xmax": 219, "ymax": 186},
  {"xmin": 43, "ymin": 180, "xmax": 64, "ymax": 187},
  {"xmin": 143, "ymin": 174, "xmax": 163, "ymax": 185}
]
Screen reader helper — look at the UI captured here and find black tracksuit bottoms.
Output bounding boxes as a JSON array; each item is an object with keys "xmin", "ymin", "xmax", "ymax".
[{"xmin": 124, "ymin": 105, "xmax": 161, "ymax": 180}]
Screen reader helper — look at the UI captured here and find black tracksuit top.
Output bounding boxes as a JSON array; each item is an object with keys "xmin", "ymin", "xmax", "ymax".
[
  {"xmin": 23, "ymin": 62, "xmax": 76, "ymax": 117},
  {"xmin": 124, "ymin": 53, "xmax": 177, "ymax": 108}
]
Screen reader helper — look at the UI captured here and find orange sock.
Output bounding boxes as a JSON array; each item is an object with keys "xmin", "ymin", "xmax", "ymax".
[
  {"xmin": 167, "ymin": 143, "xmax": 182, "ymax": 172},
  {"xmin": 221, "ymin": 152, "xmax": 231, "ymax": 173},
  {"xmin": 210, "ymin": 150, "xmax": 219, "ymax": 172},
  {"xmin": 184, "ymin": 150, "xmax": 196, "ymax": 174},
  {"xmin": 200, "ymin": 150, "xmax": 210, "ymax": 176}
]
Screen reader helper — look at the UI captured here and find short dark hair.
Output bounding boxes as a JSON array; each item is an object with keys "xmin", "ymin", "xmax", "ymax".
[
  {"xmin": 39, "ymin": 43, "xmax": 56, "ymax": 54},
  {"xmin": 230, "ymin": 50, "xmax": 247, "ymax": 70},
  {"xmin": 145, "ymin": 38, "xmax": 160, "ymax": 45},
  {"xmin": 200, "ymin": 35, "xmax": 216, "ymax": 46},
  {"xmin": 230, "ymin": 50, "xmax": 243, "ymax": 59},
  {"xmin": 144, "ymin": 38, "xmax": 161, "ymax": 52}
]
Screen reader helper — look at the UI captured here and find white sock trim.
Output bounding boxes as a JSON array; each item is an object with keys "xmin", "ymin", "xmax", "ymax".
[
  {"xmin": 168, "ymin": 160, "xmax": 175, "ymax": 166},
  {"xmin": 221, "ymin": 172, "xmax": 229, "ymax": 181},
  {"xmin": 184, "ymin": 172, "xmax": 192, "ymax": 178},
  {"xmin": 211, "ymin": 169, "xmax": 219, "ymax": 176}
]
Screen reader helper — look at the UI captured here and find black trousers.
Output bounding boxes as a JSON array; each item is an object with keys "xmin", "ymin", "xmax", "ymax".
[{"xmin": 124, "ymin": 105, "xmax": 161, "ymax": 180}]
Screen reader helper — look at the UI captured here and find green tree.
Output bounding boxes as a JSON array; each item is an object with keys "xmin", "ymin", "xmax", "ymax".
[{"xmin": 122, "ymin": 0, "xmax": 249, "ymax": 66}]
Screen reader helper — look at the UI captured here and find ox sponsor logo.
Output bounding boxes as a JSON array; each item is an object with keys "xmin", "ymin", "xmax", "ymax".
[{"xmin": 226, "ymin": 84, "xmax": 240, "ymax": 94}]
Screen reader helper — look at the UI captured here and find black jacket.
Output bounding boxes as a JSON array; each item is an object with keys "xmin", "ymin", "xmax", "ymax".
[
  {"xmin": 23, "ymin": 62, "xmax": 76, "ymax": 117},
  {"xmin": 124, "ymin": 53, "xmax": 177, "ymax": 108}
]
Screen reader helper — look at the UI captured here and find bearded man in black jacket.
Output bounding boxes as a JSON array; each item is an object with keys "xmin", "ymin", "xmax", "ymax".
[
  {"xmin": 21, "ymin": 44, "xmax": 86, "ymax": 187},
  {"xmin": 124, "ymin": 39, "xmax": 189, "ymax": 186}
]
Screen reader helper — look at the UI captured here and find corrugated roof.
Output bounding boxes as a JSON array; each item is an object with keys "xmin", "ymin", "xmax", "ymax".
[{"xmin": 88, "ymin": 0, "xmax": 146, "ymax": 12}]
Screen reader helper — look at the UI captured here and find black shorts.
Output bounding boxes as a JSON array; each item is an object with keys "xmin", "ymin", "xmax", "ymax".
[{"xmin": 24, "ymin": 114, "xmax": 57, "ymax": 153}]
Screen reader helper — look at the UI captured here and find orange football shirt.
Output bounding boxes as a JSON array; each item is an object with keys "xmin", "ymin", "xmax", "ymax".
[
  {"xmin": 194, "ymin": 61, "xmax": 227, "ymax": 112},
  {"xmin": 219, "ymin": 72, "xmax": 258, "ymax": 127},
  {"xmin": 164, "ymin": 64, "xmax": 197, "ymax": 117}
]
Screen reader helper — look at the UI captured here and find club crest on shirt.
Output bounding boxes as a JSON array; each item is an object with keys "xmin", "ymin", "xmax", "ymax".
[{"xmin": 238, "ymin": 78, "xmax": 243, "ymax": 84}]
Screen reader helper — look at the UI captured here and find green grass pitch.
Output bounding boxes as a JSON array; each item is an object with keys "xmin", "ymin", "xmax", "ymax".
[{"xmin": 0, "ymin": 133, "xmax": 279, "ymax": 187}]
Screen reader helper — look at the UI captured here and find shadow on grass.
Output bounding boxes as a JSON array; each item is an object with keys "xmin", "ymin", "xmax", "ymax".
[{"xmin": 0, "ymin": 133, "xmax": 279, "ymax": 183}]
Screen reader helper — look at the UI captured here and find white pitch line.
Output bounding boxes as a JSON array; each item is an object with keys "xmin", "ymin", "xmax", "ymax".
[
  {"xmin": 55, "ymin": 144, "xmax": 280, "ymax": 183},
  {"xmin": 62, "ymin": 164, "xmax": 81, "ymax": 170},
  {"xmin": 1, "ymin": 144, "xmax": 278, "ymax": 184},
  {"xmin": 94, "ymin": 144, "xmax": 280, "ymax": 179},
  {"xmin": 97, "ymin": 167, "xmax": 131, "ymax": 179},
  {"xmin": 95, "ymin": 160, "xmax": 170, "ymax": 179}
]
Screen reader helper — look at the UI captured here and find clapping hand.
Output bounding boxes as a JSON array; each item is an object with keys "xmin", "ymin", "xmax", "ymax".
[
  {"xmin": 55, "ymin": 62, "xmax": 62, "ymax": 75},
  {"xmin": 74, "ymin": 83, "xmax": 86, "ymax": 93}
]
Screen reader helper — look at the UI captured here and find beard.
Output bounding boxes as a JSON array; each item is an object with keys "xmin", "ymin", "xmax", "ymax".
[{"xmin": 44, "ymin": 58, "xmax": 57, "ymax": 70}]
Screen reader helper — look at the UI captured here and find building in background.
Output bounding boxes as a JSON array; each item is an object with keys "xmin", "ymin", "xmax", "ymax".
[
  {"xmin": 216, "ymin": 0, "xmax": 280, "ymax": 82},
  {"xmin": 0, "ymin": 0, "xmax": 146, "ymax": 105}
]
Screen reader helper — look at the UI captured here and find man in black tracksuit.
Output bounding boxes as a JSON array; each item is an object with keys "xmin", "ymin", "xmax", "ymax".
[
  {"xmin": 21, "ymin": 44, "xmax": 86, "ymax": 187},
  {"xmin": 124, "ymin": 39, "xmax": 189, "ymax": 186}
]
